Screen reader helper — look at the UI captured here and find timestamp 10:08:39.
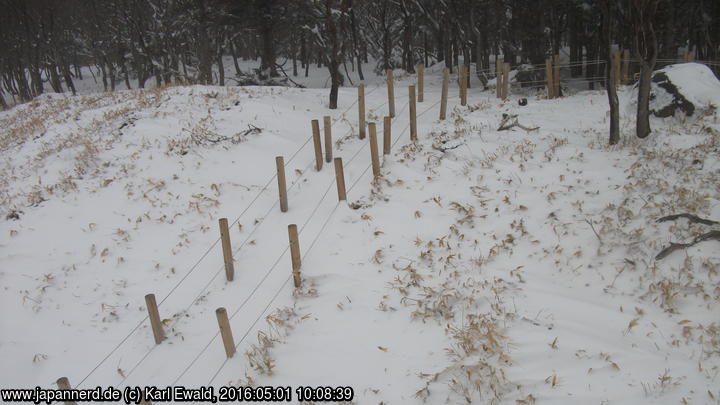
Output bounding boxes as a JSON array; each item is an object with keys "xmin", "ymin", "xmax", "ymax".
[{"xmin": 217, "ymin": 386, "xmax": 354, "ymax": 402}]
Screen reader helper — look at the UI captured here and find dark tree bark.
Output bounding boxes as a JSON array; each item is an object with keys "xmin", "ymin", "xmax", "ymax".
[
  {"xmin": 658, "ymin": 0, "xmax": 677, "ymax": 59},
  {"xmin": 631, "ymin": 0, "xmax": 660, "ymax": 139},
  {"xmin": 324, "ymin": 0, "xmax": 345, "ymax": 109},
  {"xmin": 569, "ymin": 6, "xmax": 582, "ymax": 77},
  {"xmin": 348, "ymin": 0, "xmax": 364, "ymax": 80},
  {"xmin": 195, "ymin": 0, "xmax": 213, "ymax": 84},
  {"xmin": 258, "ymin": 2, "xmax": 279, "ymax": 78},
  {"xmin": 217, "ymin": 52, "xmax": 225, "ymax": 86},
  {"xmin": 601, "ymin": 1, "xmax": 620, "ymax": 145},
  {"xmin": 400, "ymin": 1, "xmax": 414, "ymax": 73},
  {"xmin": 0, "ymin": 88, "xmax": 7, "ymax": 110},
  {"xmin": 230, "ymin": 41, "xmax": 242, "ymax": 75}
]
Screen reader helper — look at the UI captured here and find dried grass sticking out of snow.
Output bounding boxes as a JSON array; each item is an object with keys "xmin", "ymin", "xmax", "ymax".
[
  {"xmin": 583, "ymin": 119, "xmax": 720, "ymax": 372},
  {"xmin": 382, "ymin": 124, "xmax": 530, "ymax": 404},
  {"xmin": 0, "ymin": 86, "xmax": 250, "ymax": 218},
  {"xmin": 244, "ymin": 306, "xmax": 308, "ymax": 377}
]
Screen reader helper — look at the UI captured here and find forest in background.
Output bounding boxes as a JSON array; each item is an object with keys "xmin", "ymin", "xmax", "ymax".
[{"xmin": 1, "ymin": 0, "xmax": 718, "ymax": 110}]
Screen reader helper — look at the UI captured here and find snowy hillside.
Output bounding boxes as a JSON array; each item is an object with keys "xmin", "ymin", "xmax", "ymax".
[{"xmin": 1, "ymin": 64, "xmax": 719, "ymax": 405}]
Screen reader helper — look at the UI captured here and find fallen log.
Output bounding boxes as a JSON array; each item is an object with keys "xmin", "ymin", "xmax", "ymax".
[{"xmin": 497, "ymin": 113, "xmax": 539, "ymax": 132}]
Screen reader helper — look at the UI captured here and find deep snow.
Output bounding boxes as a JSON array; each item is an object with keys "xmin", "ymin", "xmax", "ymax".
[{"xmin": 1, "ymin": 61, "xmax": 719, "ymax": 404}]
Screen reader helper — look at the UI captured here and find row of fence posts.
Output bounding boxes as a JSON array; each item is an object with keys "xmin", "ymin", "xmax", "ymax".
[
  {"xmin": 51, "ymin": 53, "xmax": 716, "ymax": 396},
  {"xmin": 56, "ymin": 63, "xmax": 481, "ymax": 398},
  {"xmin": 553, "ymin": 49, "xmax": 696, "ymax": 98}
]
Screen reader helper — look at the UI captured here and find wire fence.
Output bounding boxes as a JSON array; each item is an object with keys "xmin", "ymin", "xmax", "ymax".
[
  {"xmin": 198, "ymin": 86, "xmax": 443, "ymax": 393},
  {"xmin": 464, "ymin": 56, "xmax": 718, "ymax": 84},
  {"xmin": 178, "ymin": 92, "xmax": 413, "ymax": 391},
  {"xmin": 107, "ymin": 82, "xmax": 398, "ymax": 389},
  {"xmin": 64, "ymin": 51, "xmax": 720, "ymax": 388},
  {"xmin": 74, "ymin": 80, "xmax": 388, "ymax": 388}
]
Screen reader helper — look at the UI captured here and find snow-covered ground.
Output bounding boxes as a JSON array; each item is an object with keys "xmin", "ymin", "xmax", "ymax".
[{"xmin": 1, "ymin": 61, "xmax": 719, "ymax": 405}]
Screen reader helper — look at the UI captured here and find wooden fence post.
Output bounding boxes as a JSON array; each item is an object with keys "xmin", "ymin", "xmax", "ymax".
[
  {"xmin": 275, "ymin": 156, "xmax": 288, "ymax": 213},
  {"xmin": 311, "ymin": 119, "xmax": 323, "ymax": 171},
  {"xmin": 553, "ymin": 55, "xmax": 561, "ymax": 98},
  {"xmin": 459, "ymin": 65, "xmax": 468, "ymax": 106},
  {"xmin": 144, "ymin": 293, "xmax": 165, "ymax": 344},
  {"xmin": 383, "ymin": 116, "xmax": 391, "ymax": 154},
  {"xmin": 545, "ymin": 58, "xmax": 554, "ymax": 99},
  {"xmin": 409, "ymin": 85, "xmax": 417, "ymax": 141},
  {"xmin": 386, "ymin": 69, "xmax": 395, "ymax": 118},
  {"xmin": 440, "ymin": 67, "xmax": 449, "ymax": 120},
  {"xmin": 333, "ymin": 158, "xmax": 346, "ymax": 201},
  {"xmin": 417, "ymin": 64, "xmax": 425, "ymax": 102},
  {"xmin": 323, "ymin": 116, "xmax": 332, "ymax": 163},
  {"xmin": 358, "ymin": 85, "xmax": 366, "ymax": 139},
  {"xmin": 288, "ymin": 224, "xmax": 302, "ymax": 288},
  {"xmin": 683, "ymin": 49, "xmax": 694, "ymax": 62},
  {"xmin": 502, "ymin": 62, "xmax": 510, "ymax": 100},
  {"xmin": 622, "ymin": 49, "xmax": 630, "ymax": 84},
  {"xmin": 56, "ymin": 377, "xmax": 76, "ymax": 405},
  {"xmin": 496, "ymin": 57, "xmax": 502, "ymax": 99},
  {"xmin": 215, "ymin": 307, "xmax": 236, "ymax": 358},
  {"xmin": 612, "ymin": 51, "xmax": 621, "ymax": 88},
  {"xmin": 219, "ymin": 218, "xmax": 234, "ymax": 281},
  {"xmin": 610, "ymin": 52, "xmax": 622, "ymax": 88},
  {"xmin": 368, "ymin": 122, "xmax": 381, "ymax": 181}
]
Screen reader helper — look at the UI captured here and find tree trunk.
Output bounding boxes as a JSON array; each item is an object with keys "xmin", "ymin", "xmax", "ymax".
[
  {"xmin": 569, "ymin": 10, "xmax": 582, "ymax": 77},
  {"xmin": 120, "ymin": 56, "xmax": 131, "ymax": 90},
  {"xmin": 29, "ymin": 66, "xmax": 43, "ymax": 97},
  {"xmin": 632, "ymin": 0, "xmax": 659, "ymax": 139},
  {"xmin": 660, "ymin": 0, "xmax": 676, "ymax": 59},
  {"xmin": 0, "ymin": 88, "xmax": 7, "ymax": 110},
  {"xmin": 48, "ymin": 65, "xmax": 63, "ymax": 93},
  {"xmin": 99, "ymin": 63, "xmax": 108, "ymax": 91},
  {"xmin": 62, "ymin": 63, "xmax": 77, "ymax": 95},
  {"xmin": 636, "ymin": 65, "xmax": 653, "ymax": 138},
  {"xmin": 162, "ymin": 55, "xmax": 172, "ymax": 84},
  {"xmin": 424, "ymin": 32, "xmax": 429, "ymax": 67},
  {"xmin": 602, "ymin": 2, "xmax": 620, "ymax": 145},
  {"xmin": 154, "ymin": 64, "xmax": 162, "ymax": 87},
  {"xmin": 217, "ymin": 52, "xmax": 225, "ymax": 86},
  {"xmin": 349, "ymin": 0, "xmax": 364, "ymax": 80},
  {"xmin": 230, "ymin": 42, "xmax": 242, "ymax": 75},
  {"xmin": 436, "ymin": 28, "xmax": 445, "ymax": 64},
  {"xmin": 402, "ymin": 11, "xmax": 414, "ymax": 73},
  {"xmin": 325, "ymin": 0, "xmax": 343, "ymax": 109},
  {"xmin": 260, "ymin": 23, "xmax": 278, "ymax": 77},
  {"xmin": 108, "ymin": 61, "xmax": 116, "ymax": 91},
  {"xmin": 74, "ymin": 52, "xmax": 83, "ymax": 80},
  {"xmin": 300, "ymin": 33, "xmax": 307, "ymax": 69},
  {"xmin": 195, "ymin": 0, "xmax": 213, "ymax": 84}
]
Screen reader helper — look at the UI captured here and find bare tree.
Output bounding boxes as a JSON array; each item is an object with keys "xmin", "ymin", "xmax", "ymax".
[
  {"xmin": 324, "ymin": 0, "xmax": 345, "ymax": 109},
  {"xmin": 630, "ymin": 0, "xmax": 660, "ymax": 139},
  {"xmin": 601, "ymin": 1, "xmax": 620, "ymax": 145}
]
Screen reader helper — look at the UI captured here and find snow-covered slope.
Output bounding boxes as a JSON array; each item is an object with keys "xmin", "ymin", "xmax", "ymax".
[{"xmin": 1, "ymin": 65, "xmax": 719, "ymax": 404}]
